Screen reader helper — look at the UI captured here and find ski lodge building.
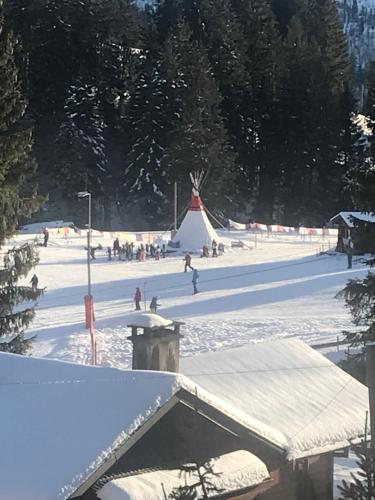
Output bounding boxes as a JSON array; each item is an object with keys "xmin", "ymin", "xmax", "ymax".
[{"xmin": 1, "ymin": 314, "xmax": 369, "ymax": 500}]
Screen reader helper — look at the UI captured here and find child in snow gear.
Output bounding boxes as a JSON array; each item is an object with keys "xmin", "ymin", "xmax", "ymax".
[
  {"xmin": 150, "ymin": 296, "xmax": 160, "ymax": 313},
  {"xmin": 134, "ymin": 287, "xmax": 142, "ymax": 310},
  {"xmin": 107, "ymin": 247, "xmax": 112, "ymax": 261},
  {"xmin": 30, "ymin": 274, "xmax": 39, "ymax": 291},
  {"xmin": 212, "ymin": 239, "xmax": 218, "ymax": 257},
  {"xmin": 192, "ymin": 269, "xmax": 199, "ymax": 295},
  {"xmin": 184, "ymin": 253, "xmax": 193, "ymax": 272}
]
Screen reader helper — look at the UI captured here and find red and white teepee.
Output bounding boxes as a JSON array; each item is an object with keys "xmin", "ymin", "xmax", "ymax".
[{"xmin": 171, "ymin": 172, "xmax": 220, "ymax": 252}]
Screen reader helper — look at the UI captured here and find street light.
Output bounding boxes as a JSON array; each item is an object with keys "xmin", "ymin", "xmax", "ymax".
[
  {"xmin": 78, "ymin": 191, "xmax": 96, "ymax": 365},
  {"xmin": 78, "ymin": 191, "xmax": 92, "ymax": 296}
]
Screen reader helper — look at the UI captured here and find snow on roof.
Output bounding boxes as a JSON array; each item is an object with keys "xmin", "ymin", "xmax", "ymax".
[
  {"xmin": 181, "ymin": 338, "xmax": 369, "ymax": 460},
  {"xmin": 97, "ymin": 450, "xmax": 269, "ymax": 500},
  {"xmin": 0, "ymin": 353, "xmax": 187, "ymax": 500},
  {"xmin": 172, "ymin": 209, "xmax": 219, "ymax": 253},
  {"xmin": 127, "ymin": 312, "xmax": 173, "ymax": 329},
  {"xmin": 18, "ymin": 220, "xmax": 76, "ymax": 233},
  {"xmin": 330, "ymin": 211, "xmax": 375, "ymax": 228}
]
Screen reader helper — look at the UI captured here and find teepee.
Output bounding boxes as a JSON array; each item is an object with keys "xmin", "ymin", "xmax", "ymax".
[{"xmin": 171, "ymin": 172, "xmax": 220, "ymax": 252}]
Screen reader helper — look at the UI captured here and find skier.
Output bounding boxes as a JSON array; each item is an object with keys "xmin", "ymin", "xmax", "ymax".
[
  {"xmin": 192, "ymin": 268, "xmax": 199, "ymax": 295},
  {"xmin": 43, "ymin": 228, "xmax": 49, "ymax": 247},
  {"xmin": 150, "ymin": 296, "xmax": 160, "ymax": 313},
  {"xmin": 134, "ymin": 287, "xmax": 142, "ymax": 311},
  {"xmin": 30, "ymin": 274, "xmax": 39, "ymax": 291},
  {"xmin": 184, "ymin": 252, "xmax": 193, "ymax": 272},
  {"xmin": 212, "ymin": 239, "xmax": 218, "ymax": 258}
]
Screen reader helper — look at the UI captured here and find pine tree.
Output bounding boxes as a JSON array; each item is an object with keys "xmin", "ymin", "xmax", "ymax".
[
  {"xmin": 0, "ymin": 1, "xmax": 43, "ymax": 353},
  {"xmin": 0, "ymin": 0, "xmax": 40, "ymax": 240},
  {"xmin": 0, "ymin": 244, "xmax": 43, "ymax": 354},
  {"xmin": 338, "ymin": 415, "xmax": 375, "ymax": 499},
  {"xmin": 162, "ymin": 22, "xmax": 236, "ymax": 209},
  {"xmin": 337, "ymin": 272, "xmax": 375, "ymax": 348},
  {"xmin": 169, "ymin": 460, "xmax": 223, "ymax": 499},
  {"xmin": 54, "ymin": 80, "xmax": 109, "ymax": 197}
]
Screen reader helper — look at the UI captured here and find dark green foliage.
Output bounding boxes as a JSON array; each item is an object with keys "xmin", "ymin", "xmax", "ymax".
[
  {"xmin": 4, "ymin": 0, "xmax": 359, "ymax": 228},
  {"xmin": 0, "ymin": 0, "xmax": 41, "ymax": 242},
  {"xmin": 338, "ymin": 416, "xmax": 375, "ymax": 499},
  {"xmin": 0, "ymin": 243, "xmax": 43, "ymax": 354},
  {"xmin": 337, "ymin": 272, "xmax": 375, "ymax": 347},
  {"xmin": 169, "ymin": 460, "xmax": 223, "ymax": 499}
]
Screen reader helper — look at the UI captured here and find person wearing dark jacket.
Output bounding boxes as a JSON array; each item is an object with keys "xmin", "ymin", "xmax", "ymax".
[
  {"xmin": 150, "ymin": 296, "xmax": 160, "ymax": 313},
  {"xmin": 43, "ymin": 228, "xmax": 49, "ymax": 247},
  {"xmin": 30, "ymin": 274, "xmax": 39, "ymax": 291},
  {"xmin": 184, "ymin": 253, "xmax": 193, "ymax": 272},
  {"xmin": 134, "ymin": 287, "xmax": 142, "ymax": 310}
]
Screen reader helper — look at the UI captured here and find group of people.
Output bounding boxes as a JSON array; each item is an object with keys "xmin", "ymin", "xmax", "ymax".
[
  {"xmin": 108, "ymin": 238, "xmax": 166, "ymax": 262},
  {"xmin": 201, "ymin": 239, "xmax": 224, "ymax": 258}
]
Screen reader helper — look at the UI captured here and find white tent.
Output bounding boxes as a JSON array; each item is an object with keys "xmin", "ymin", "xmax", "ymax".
[{"xmin": 171, "ymin": 174, "xmax": 220, "ymax": 253}]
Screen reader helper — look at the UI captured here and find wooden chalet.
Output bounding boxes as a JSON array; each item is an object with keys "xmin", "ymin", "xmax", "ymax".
[
  {"xmin": 1, "ymin": 313, "xmax": 369, "ymax": 500},
  {"xmin": 330, "ymin": 211, "xmax": 375, "ymax": 253}
]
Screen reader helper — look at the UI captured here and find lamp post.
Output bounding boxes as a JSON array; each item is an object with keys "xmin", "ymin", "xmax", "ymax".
[
  {"xmin": 78, "ymin": 191, "xmax": 96, "ymax": 365},
  {"xmin": 78, "ymin": 191, "xmax": 92, "ymax": 296}
]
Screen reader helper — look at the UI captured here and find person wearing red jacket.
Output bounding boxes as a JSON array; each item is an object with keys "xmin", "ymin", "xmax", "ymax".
[{"xmin": 134, "ymin": 287, "xmax": 142, "ymax": 310}]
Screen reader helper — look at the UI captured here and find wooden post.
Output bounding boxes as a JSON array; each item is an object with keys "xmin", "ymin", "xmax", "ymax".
[{"xmin": 366, "ymin": 344, "xmax": 375, "ymax": 454}]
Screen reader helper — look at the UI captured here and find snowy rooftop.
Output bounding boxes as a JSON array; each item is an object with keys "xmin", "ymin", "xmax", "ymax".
[
  {"xmin": 97, "ymin": 450, "xmax": 269, "ymax": 500},
  {"xmin": 127, "ymin": 312, "xmax": 174, "ymax": 329},
  {"xmin": 0, "ymin": 339, "xmax": 369, "ymax": 499},
  {"xmin": 0, "ymin": 353, "xmax": 188, "ymax": 500},
  {"xmin": 330, "ymin": 211, "xmax": 375, "ymax": 228},
  {"xmin": 181, "ymin": 338, "xmax": 369, "ymax": 459}
]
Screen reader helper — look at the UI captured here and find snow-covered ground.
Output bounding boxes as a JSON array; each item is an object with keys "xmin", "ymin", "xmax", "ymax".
[
  {"xmin": 6, "ymin": 226, "xmax": 369, "ymax": 494},
  {"xmin": 7, "ymin": 228, "xmax": 366, "ymax": 368}
]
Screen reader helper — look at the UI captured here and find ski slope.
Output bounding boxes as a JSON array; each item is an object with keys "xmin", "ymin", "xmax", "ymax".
[{"xmin": 8, "ymin": 227, "xmax": 368, "ymax": 369}]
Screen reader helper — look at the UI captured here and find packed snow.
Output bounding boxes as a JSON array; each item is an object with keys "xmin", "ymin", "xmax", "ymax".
[
  {"xmin": 6, "ymin": 225, "xmax": 367, "ymax": 367},
  {"xmin": 2, "ymin": 224, "xmax": 371, "ymax": 497},
  {"xmin": 127, "ymin": 312, "xmax": 173, "ymax": 328},
  {"xmin": 97, "ymin": 450, "xmax": 269, "ymax": 500}
]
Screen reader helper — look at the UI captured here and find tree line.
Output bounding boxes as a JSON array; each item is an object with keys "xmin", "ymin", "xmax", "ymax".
[{"xmin": 2, "ymin": 0, "xmax": 375, "ymax": 230}]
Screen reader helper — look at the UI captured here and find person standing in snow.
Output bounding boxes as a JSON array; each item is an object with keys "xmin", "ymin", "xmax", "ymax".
[
  {"xmin": 212, "ymin": 239, "xmax": 218, "ymax": 257},
  {"xmin": 134, "ymin": 287, "xmax": 142, "ymax": 311},
  {"xmin": 30, "ymin": 274, "xmax": 39, "ymax": 291},
  {"xmin": 107, "ymin": 247, "xmax": 112, "ymax": 261},
  {"xmin": 184, "ymin": 252, "xmax": 193, "ymax": 272},
  {"xmin": 43, "ymin": 228, "xmax": 49, "ymax": 247},
  {"xmin": 162, "ymin": 243, "xmax": 166, "ymax": 258},
  {"xmin": 192, "ymin": 268, "xmax": 199, "ymax": 295},
  {"xmin": 345, "ymin": 235, "xmax": 354, "ymax": 269},
  {"xmin": 113, "ymin": 238, "xmax": 120, "ymax": 257},
  {"xmin": 150, "ymin": 296, "xmax": 160, "ymax": 313}
]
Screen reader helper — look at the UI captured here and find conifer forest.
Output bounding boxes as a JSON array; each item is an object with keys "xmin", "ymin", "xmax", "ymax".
[{"xmin": 2, "ymin": 0, "xmax": 375, "ymax": 230}]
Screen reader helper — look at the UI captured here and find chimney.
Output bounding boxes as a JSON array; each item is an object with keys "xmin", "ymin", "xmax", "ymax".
[{"xmin": 127, "ymin": 313, "xmax": 184, "ymax": 373}]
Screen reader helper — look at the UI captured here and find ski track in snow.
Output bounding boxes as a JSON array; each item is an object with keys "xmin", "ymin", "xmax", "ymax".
[{"xmin": 7, "ymin": 229, "xmax": 366, "ymax": 369}]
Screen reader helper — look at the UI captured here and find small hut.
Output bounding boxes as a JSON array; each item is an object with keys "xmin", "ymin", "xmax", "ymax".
[{"xmin": 330, "ymin": 211, "xmax": 375, "ymax": 253}]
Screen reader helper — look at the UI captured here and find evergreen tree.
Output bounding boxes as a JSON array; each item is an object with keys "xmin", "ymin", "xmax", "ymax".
[
  {"xmin": 346, "ymin": 61, "xmax": 375, "ymax": 211},
  {"xmin": 337, "ymin": 272, "xmax": 375, "ymax": 348},
  {"xmin": 0, "ymin": 0, "xmax": 43, "ymax": 353},
  {"xmin": 162, "ymin": 22, "xmax": 236, "ymax": 209},
  {"xmin": 54, "ymin": 80, "xmax": 109, "ymax": 197},
  {"xmin": 0, "ymin": 0, "xmax": 40, "ymax": 240},
  {"xmin": 0, "ymin": 244, "xmax": 43, "ymax": 354},
  {"xmin": 338, "ymin": 416, "xmax": 375, "ymax": 499},
  {"xmin": 169, "ymin": 460, "xmax": 223, "ymax": 499}
]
